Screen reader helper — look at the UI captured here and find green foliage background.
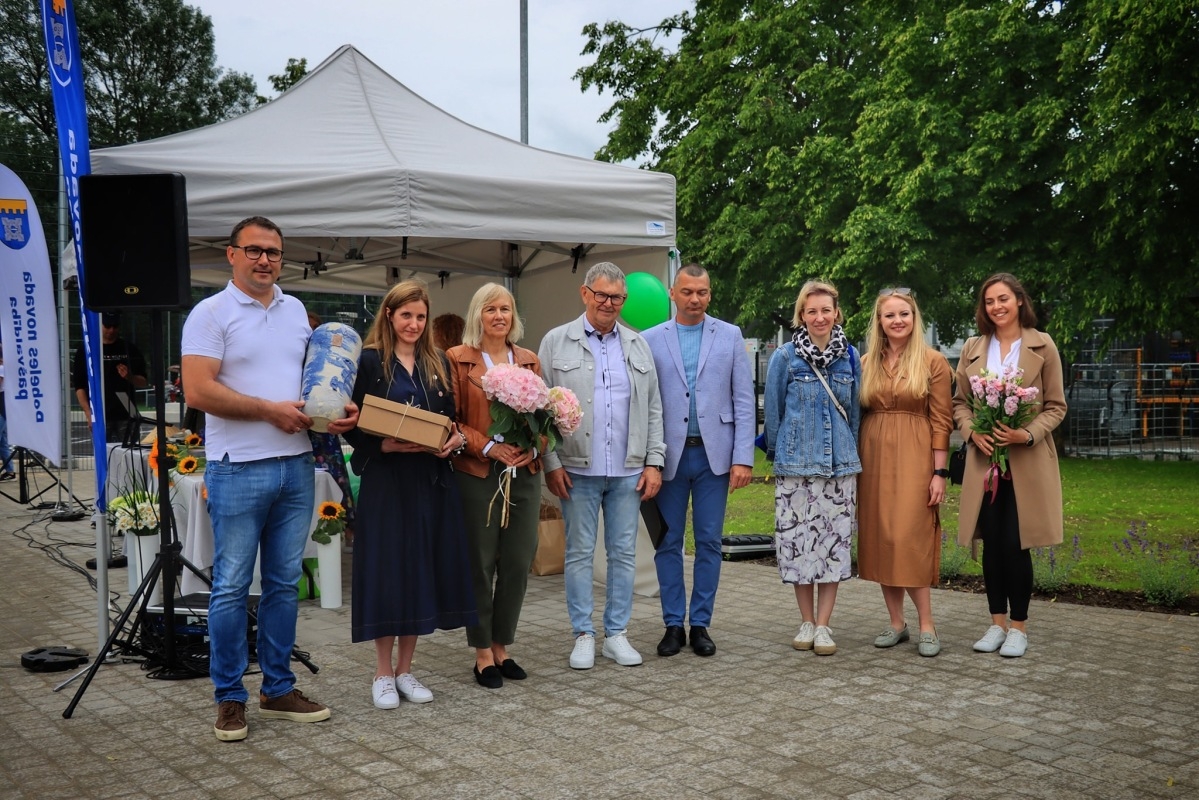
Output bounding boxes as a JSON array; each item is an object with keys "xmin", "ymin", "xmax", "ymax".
[{"xmin": 576, "ymin": 1, "xmax": 1199, "ymax": 353}]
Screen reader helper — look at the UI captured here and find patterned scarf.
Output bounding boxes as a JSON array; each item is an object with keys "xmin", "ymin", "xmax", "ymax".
[{"xmin": 792, "ymin": 324, "xmax": 849, "ymax": 369}]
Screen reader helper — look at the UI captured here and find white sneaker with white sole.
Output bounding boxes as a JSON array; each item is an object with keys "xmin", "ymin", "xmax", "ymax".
[
  {"xmin": 601, "ymin": 632, "xmax": 643, "ymax": 666},
  {"xmin": 569, "ymin": 633, "xmax": 596, "ymax": 669}
]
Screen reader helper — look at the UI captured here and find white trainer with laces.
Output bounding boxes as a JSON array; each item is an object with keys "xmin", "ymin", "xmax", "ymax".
[
  {"xmin": 395, "ymin": 673, "xmax": 433, "ymax": 703},
  {"xmin": 371, "ymin": 675, "xmax": 399, "ymax": 709},
  {"xmin": 813, "ymin": 625, "xmax": 837, "ymax": 655},
  {"xmin": 601, "ymin": 632, "xmax": 643, "ymax": 666},
  {"xmin": 569, "ymin": 633, "xmax": 596, "ymax": 669},
  {"xmin": 998, "ymin": 628, "xmax": 1028, "ymax": 658},
  {"xmin": 792, "ymin": 621, "xmax": 816, "ymax": 650},
  {"xmin": 973, "ymin": 625, "xmax": 1008, "ymax": 653}
]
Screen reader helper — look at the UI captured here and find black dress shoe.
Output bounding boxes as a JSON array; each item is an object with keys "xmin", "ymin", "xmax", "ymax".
[
  {"xmin": 474, "ymin": 663, "xmax": 503, "ymax": 689},
  {"xmin": 689, "ymin": 626, "xmax": 716, "ymax": 657},
  {"xmin": 497, "ymin": 658, "xmax": 527, "ymax": 680},
  {"xmin": 657, "ymin": 625, "xmax": 686, "ymax": 657}
]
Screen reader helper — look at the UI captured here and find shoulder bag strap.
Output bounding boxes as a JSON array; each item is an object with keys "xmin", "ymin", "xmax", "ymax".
[{"xmin": 812, "ymin": 365, "xmax": 849, "ymax": 423}]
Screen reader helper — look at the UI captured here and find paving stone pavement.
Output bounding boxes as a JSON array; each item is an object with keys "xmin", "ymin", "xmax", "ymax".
[{"xmin": 0, "ymin": 481, "xmax": 1196, "ymax": 799}]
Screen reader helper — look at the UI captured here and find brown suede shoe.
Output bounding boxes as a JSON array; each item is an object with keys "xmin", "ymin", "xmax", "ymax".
[
  {"xmin": 258, "ymin": 689, "xmax": 331, "ymax": 723},
  {"xmin": 214, "ymin": 700, "xmax": 247, "ymax": 742}
]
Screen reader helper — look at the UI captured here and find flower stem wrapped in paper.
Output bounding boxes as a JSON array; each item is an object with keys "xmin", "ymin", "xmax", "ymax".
[
  {"xmin": 965, "ymin": 367, "xmax": 1040, "ymax": 501},
  {"xmin": 480, "ymin": 363, "xmax": 583, "ymax": 526}
]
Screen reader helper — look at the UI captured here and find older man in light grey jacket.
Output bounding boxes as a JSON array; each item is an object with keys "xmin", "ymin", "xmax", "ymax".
[{"xmin": 539, "ymin": 262, "xmax": 665, "ymax": 671}]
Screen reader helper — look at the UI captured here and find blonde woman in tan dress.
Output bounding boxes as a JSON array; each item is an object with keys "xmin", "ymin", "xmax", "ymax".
[{"xmin": 856, "ymin": 289, "xmax": 953, "ymax": 657}]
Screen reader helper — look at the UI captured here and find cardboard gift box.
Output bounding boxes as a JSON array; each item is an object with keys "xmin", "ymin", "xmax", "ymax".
[{"xmin": 358, "ymin": 394, "xmax": 452, "ymax": 450}]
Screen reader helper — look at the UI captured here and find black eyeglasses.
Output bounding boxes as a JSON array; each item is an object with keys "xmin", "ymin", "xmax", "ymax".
[
  {"xmin": 879, "ymin": 287, "xmax": 913, "ymax": 298},
  {"xmin": 231, "ymin": 245, "xmax": 284, "ymax": 263},
  {"xmin": 583, "ymin": 285, "xmax": 628, "ymax": 306}
]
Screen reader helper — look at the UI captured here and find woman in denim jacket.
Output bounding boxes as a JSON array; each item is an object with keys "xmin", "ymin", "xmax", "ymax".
[{"xmin": 764, "ymin": 280, "xmax": 861, "ymax": 656}]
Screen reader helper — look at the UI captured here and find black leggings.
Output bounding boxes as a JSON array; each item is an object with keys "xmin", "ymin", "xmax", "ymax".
[{"xmin": 978, "ymin": 476, "xmax": 1032, "ymax": 622}]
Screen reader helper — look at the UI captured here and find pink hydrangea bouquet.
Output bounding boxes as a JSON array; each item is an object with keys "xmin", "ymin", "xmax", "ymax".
[
  {"xmin": 480, "ymin": 363, "xmax": 582, "ymax": 453},
  {"xmin": 479, "ymin": 363, "xmax": 582, "ymax": 526},
  {"xmin": 966, "ymin": 367, "xmax": 1040, "ymax": 500}
]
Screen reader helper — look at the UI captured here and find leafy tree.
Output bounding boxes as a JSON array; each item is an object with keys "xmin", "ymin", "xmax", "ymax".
[
  {"xmin": 1053, "ymin": 0, "xmax": 1199, "ymax": 345},
  {"xmin": 259, "ymin": 57, "xmax": 308, "ymax": 103},
  {"xmin": 0, "ymin": 0, "xmax": 258, "ymax": 249},
  {"xmin": 578, "ymin": 1, "xmax": 1199, "ymax": 351}
]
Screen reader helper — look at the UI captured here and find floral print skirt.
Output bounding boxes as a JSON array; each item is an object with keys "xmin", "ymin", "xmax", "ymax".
[{"xmin": 775, "ymin": 475, "xmax": 856, "ymax": 585}]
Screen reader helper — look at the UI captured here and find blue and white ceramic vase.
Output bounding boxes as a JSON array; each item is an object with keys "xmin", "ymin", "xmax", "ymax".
[{"xmin": 301, "ymin": 323, "xmax": 362, "ymax": 433}]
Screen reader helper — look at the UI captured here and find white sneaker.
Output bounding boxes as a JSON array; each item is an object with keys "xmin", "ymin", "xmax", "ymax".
[
  {"xmin": 813, "ymin": 625, "xmax": 837, "ymax": 655},
  {"xmin": 569, "ymin": 633, "xmax": 596, "ymax": 669},
  {"xmin": 998, "ymin": 628, "xmax": 1028, "ymax": 658},
  {"xmin": 973, "ymin": 625, "xmax": 1008, "ymax": 653},
  {"xmin": 792, "ymin": 621, "xmax": 816, "ymax": 651},
  {"xmin": 395, "ymin": 673, "xmax": 433, "ymax": 703},
  {"xmin": 371, "ymin": 675, "xmax": 399, "ymax": 709},
  {"xmin": 600, "ymin": 632, "xmax": 643, "ymax": 666}
]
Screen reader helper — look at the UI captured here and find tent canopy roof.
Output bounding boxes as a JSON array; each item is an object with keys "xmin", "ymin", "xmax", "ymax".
[{"xmin": 90, "ymin": 45, "xmax": 676, "ymax": 296}]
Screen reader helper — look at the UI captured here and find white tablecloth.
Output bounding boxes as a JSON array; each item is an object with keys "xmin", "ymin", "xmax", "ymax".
[
  {"xmin": 177, "ymin": 470, "xmax": 341, "ymax": 595},
  {"xmin": 106, "ymin": 447, "xmax": 342, "ymax": 599}
]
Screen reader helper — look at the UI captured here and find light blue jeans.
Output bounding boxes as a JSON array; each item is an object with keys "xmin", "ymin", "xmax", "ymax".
[
  {"xmin": 560, "ymin": 473, "xmax": 641, "ymax": 637},
  {"xmin": 654, "ymin": 445, "xmax": 730, "ymax": 628},
  {"xmin": 205, "ymin": 453, "xmax": 314, "ymax": 704}
]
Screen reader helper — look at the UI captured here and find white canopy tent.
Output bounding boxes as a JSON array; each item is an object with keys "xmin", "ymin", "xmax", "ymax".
[{"xmin": 89, "ymin": 45, "xmax": 677, "ymax": 340}]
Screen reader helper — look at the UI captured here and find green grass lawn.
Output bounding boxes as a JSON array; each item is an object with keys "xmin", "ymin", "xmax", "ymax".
[{"xmin": 701, "ymin": 454, "xmax": 1199, "ymax": 594}]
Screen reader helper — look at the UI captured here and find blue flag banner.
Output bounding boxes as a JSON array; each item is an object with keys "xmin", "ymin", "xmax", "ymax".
[
  {"xmin": 41, "ymin": 0, "xmax": 107, "ymax": 506},
  {"xmin": 0, "ymin": 165, "xmax": 64, "ymax": 465}
]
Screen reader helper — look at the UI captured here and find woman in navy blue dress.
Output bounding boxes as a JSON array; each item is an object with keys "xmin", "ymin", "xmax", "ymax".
[{"xmin": 345, "ymin": 281, "xmax": 477, "ymax": 708}]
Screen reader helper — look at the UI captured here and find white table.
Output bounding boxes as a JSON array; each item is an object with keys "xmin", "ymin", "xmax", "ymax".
[{"xmin": 106, "ymin": 447, "xmax": 342, "ymax": 600}]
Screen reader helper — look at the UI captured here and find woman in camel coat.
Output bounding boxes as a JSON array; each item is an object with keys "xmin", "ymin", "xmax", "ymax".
[{"xmin": 954, "ymin": 273, "xmax": 1067, "ymax": 659}]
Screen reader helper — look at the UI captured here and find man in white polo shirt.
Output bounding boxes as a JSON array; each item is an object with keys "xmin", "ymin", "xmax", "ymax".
[{"xmin": 182, "ymin": 216, "xmax": 358, "ymax": 742}]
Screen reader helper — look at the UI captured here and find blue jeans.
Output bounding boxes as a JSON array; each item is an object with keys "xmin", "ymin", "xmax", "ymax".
[
  {"xmin": 560, "ymin": 473, "xmax": 641, "ymax": 637},
  {"xmin": 205, "ymin": 453, "xmax": 314, "ymax": 704},
  {"xmin": 654, "ymin": 446, "xmax": 730, "ymax": 628}
]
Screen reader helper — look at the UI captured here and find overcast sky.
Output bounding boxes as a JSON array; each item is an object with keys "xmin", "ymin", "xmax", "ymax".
[{"xmin": 193, "ymin": 0, "xmax": 685, "ymax": 160}]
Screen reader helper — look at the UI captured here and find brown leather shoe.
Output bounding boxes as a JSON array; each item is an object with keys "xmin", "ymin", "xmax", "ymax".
[
  {"xmin": 258, "ymin": 689, "xmax": 331, "ymax": 723},
  {"xmin": 214, "ymin": 700, "xmax": 247, "ymax": 741}
]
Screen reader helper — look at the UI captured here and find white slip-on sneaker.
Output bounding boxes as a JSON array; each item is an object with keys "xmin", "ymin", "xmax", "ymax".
[
  {"xmin": 371, "ymin": 675, "xmax": 399, "ymax": 709},
  {"xmin": 600, "ymin": 632, "xmax": 643, "ymax": 666},
  {"xmin": 792, "ymin": 621, "xmax": 816, "ymax": 651},
  {"xmin": 395, "ymin": 673, "xmax": 433, "ymax": 703},
  {"xmin": 973, "ymin": 625, "xmax": 1008, "ymax": 653},
  {"xmin": 813, "ymin": 625, "xmax": 837, "ymax": 656},
  {"xmin": 569, "ymin": 633, "xmax": 596, "ymax": 669},
  {"xmin": 998, "ymin": 628, "xmax": 1028, "ymax": 658}
]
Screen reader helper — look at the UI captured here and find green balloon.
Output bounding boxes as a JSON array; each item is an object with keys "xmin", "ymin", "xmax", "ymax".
[{"xmin": 620, "ymin": 272, "xmax": 670, "ymax": 330}]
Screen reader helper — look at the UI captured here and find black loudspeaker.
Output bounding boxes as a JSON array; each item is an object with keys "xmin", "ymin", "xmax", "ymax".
[{"xmin": 79, "ymin": 173, "xmax": 190, "ymax": 311}]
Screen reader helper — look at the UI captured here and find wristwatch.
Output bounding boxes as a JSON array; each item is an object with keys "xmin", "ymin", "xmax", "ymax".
[
  {"xmin": 650, "ymin": 464, "xmax": 663, "ymax": 472},
  {"xmin": 932, "ymin": 468, "xmax": 950, "ymax": 479},
  {"xmin": 1026, "ymin": 431, "xmax": 1035, "ymax": 447}
]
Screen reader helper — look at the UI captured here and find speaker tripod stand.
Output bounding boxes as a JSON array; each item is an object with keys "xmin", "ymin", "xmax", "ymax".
[
  {"xmin": 0, "ymin": 447, "xmax": 88, "ymax": 517},
  {"xmin": 63, "ymin": 310, "xmax": 318, "ymax": 718}
]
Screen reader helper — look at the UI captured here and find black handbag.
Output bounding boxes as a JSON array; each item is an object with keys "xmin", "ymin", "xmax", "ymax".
[{"xmin": 949, "ymin": 443, "xmax": 967, "ymax": 485}]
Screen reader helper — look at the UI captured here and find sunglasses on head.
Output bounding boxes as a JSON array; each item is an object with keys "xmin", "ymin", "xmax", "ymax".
[{"xmin": 879, "ymin": 287, "xmax": 913, "ymax": 298}]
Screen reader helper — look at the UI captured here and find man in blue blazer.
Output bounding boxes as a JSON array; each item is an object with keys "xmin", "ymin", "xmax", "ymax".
[{"xmin": 643, "ymin": 264, "xmax": 756, "ymax": 657}]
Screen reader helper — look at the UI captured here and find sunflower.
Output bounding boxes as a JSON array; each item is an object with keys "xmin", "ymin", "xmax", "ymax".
[
  {"xmin": 312, "ymin": 501, "xmax": 347, "ymax": 544},
  {"xmin": 184, "ymin": 433, "xmax": 202, "ymax": 447},
  {"xmin": 176, "ymin": 456, "xmax": 199, "ymax": 474}
]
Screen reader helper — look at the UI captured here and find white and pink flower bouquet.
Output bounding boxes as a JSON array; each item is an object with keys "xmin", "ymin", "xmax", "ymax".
[
  {"xmin": 479, "ymin": 363, "xmax": 582, "ymax": 526},
  {"xmin": 480, "ymin": 363, "xmax": 582, "ymax": 453},
  {"xmin": 965, "ymin": 367, "xmax": 1040, "ymax": 499}
]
